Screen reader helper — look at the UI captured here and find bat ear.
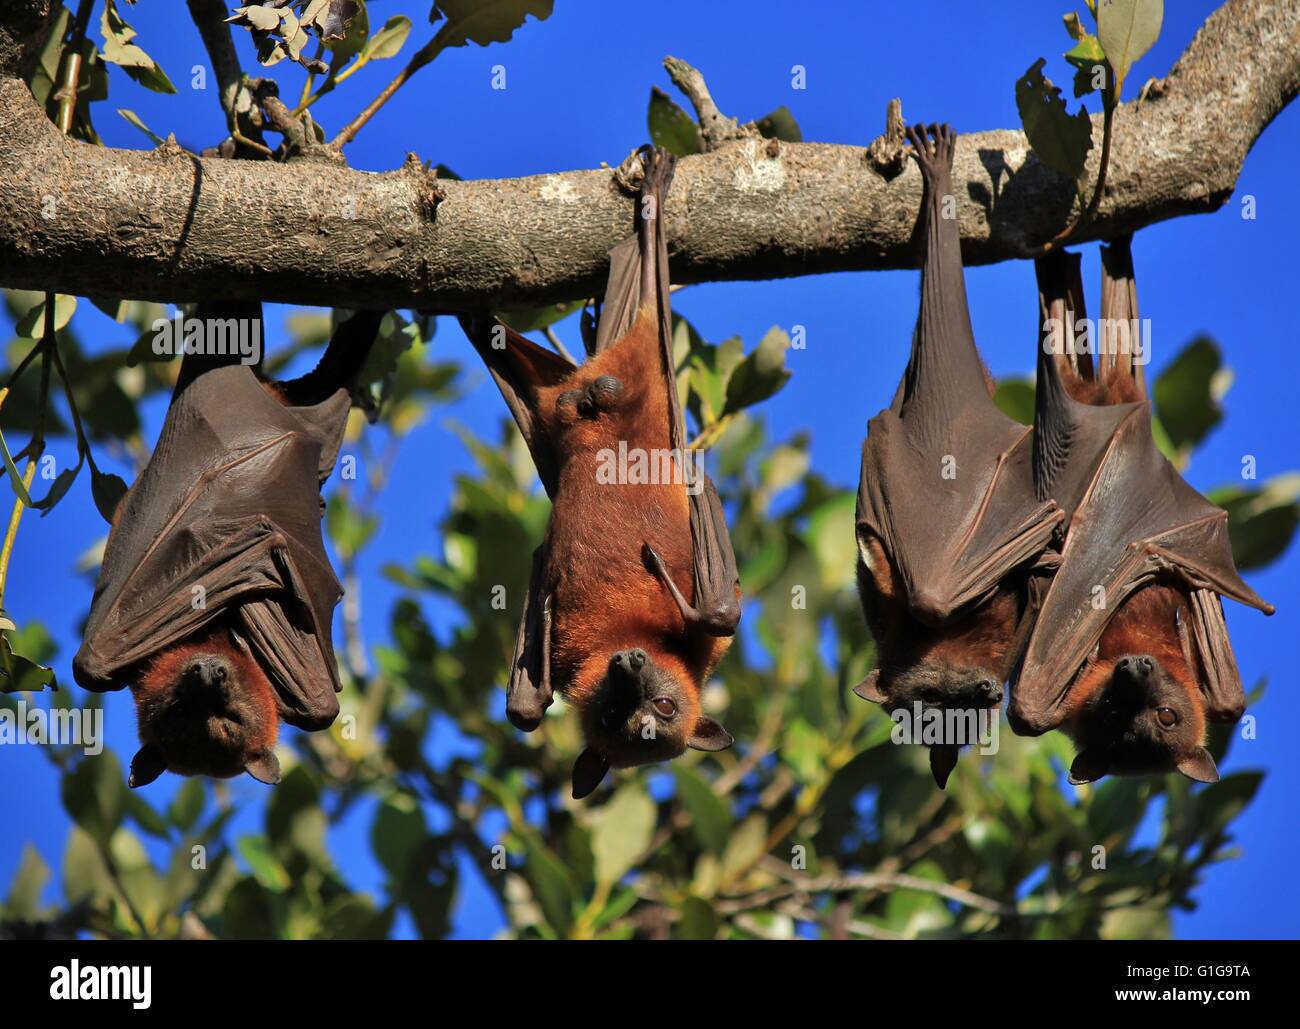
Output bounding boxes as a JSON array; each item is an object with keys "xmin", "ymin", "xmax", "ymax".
[
  {"xmin": 929, "ymin": 744, "xmax": 960, "ymax": 789},
  {"xmin": 244, "ymin": 751, "xmax": 282, "ymax": 786},
  {"xmin": 129, "ymin": 745, "xmax": 167, "ymax": 788},
  {"xmin": 1068, "ymin": 748, "xmax": 1110, "ymax": 785},
  {"xmin": 687, "ymin": 717, "xmax": 734, "ymax": 753},
  {"xmin": 852, "ymin": 670, "xmax": 887, "ymax": 705},
  {"xmin": 1176, "ymin": 747, "xmax": 1220, "ymax": 784},
  {"xmin": 571, "ymin": 748, "xmax": 611, "ymax": 800}
]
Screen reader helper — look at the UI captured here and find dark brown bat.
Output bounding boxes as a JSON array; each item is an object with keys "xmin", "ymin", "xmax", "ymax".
[
  {"xmin": 73, "ymin": 303, "xmax": 383, "ymax": 787},
  {"xmin": 460, "ymin": 146, "xmax": 741, "ymax": 799},
  {"xmin": 1009, "ymin": 238, "xmax": 1274, "ymax": 784},
  {"xmin": 852, "ymin": 123, "xmax": 1063, "ymax": 787}
]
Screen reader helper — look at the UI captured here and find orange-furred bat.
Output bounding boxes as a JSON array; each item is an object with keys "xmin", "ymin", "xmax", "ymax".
[
  {"xmin": 1009, "ymin": 239, "xmax": 1274, "ymax": 784},
  {"xmin": 853, "ymin": 124, "xmax": 1063, "ymax": 788},
  {"xmin": 460, "ymin": 147, "xmax": 741, "ymax": 799},
  {"xmin": 73, "ymin": 302, "xmax": 384, "ymax": 787}
]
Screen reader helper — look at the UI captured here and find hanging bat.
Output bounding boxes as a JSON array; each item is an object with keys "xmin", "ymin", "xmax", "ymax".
[
  {"xmin": 460, "ymin": 146, "xmax": 740, "ymax": 800},
  {"xmin": 852, "ymin": 123, "xmax": 1063, "ymax": 787},
  {"xmin": 1009, "ymin": 238, "xmax": 1274, "ymax": 784},
  {"xmin": 73, "ymin": 302, "xmax": 384, "ymax": 787}
]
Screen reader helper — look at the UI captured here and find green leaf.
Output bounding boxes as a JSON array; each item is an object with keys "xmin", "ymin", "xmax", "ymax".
[
  {"xmin": 674, "ymin": 766, "xmax": 732, "ymax": 853},
  {"xmin": 1209, "ymin": 474, "xmax": 1300, "ymax": 571},
  {"xmin": 499, "ymin": 302, "xmax": 584, "ymax": 333},
  {"xmin": 1096, "ymin": 0, "xmax": 1163, "ymax": 95},
  {"xmin": 677, "ymin": 895, "xmax": 720, "ymax": 940},
  {"xmin": 5, "ymin": 844, "xmax": 50, "ymax": 920},
  {"xmin": 522, "ymin": 835, "xmax": 577, "ymax": 936},
  {"xmin": 61, "ymin": 753, "xmax": 127, "ymax": 847},
  {"xmin": 590, "ymin": 784, "xmax": 656, "ymax": 887},
  {"xmin": 116, "ymin": 108, "xmax": 165, "ymax": 146},
  {"xmin": 323, "ymin": 1, "xmax": 368, "ymax": 61},
  {"xmin": 168, "ymin": 778, "xmax": 206, "ymax": 831},
  {"xmin": 720, "ymin": 814, "xmax": 767, "ymax": 881},
  {"xmin": 1015, "ymin": 58, "xmax": 1094, "ymax": 184},
  {"xmin": 648, "ymin": 87, "xmax": 701, "ymax": 157},
  {"xmin": 237, "ymin": 835, "xmax": 291, "ymax": 892},
  {"xmin": 91, "ymin": 468, "xmax": 128, "ymax": 525},
  {"xmin": 430, "ymin": 1, "xmax": 553, "ymax": 48},
  {"xmin": 126, "ymin": 792, "xmax": 172, "ymax": 840},
  {"xmin": 723, "ymin": 327, "xmax": 792, "ymax": 415},
  {"xmin": 16, "ymin": 294, "xmax": 76, "ymax": 337},
  {"xmin": 1152, "ymin": 336, "xmax": 1230, "ymax": 456},
  {"xmin": 1195, "ymin": 771, "xmax": 1262, "ymax": 839},
  {"xmin": 372, "ymin": 793, "xmax": 428, "ymax": 880},
  {"xmin": 993, "ymin": 377, "xmax": 1035, "ymax": 425},
  {"xmin": 0, "ymin": 427, "xmax": 33, "ymax": 507},
  {"xmin": 100, "ymin": 0, "xmax": 177, "ymax": 94},
  {"xmin": 360, "ymin": 15, "xmax": 412, "ymax": 61},
  {"xmin": 753, "ymin": 106, "xmax": 802, "ymax": 143}
]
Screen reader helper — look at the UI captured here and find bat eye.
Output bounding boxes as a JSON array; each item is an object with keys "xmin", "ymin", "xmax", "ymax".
[
  {"xmin": 1155, "ymin": 706, "xmax": 1178, "ymax": 728},
  {"xmin": 652, "ymin": 697, "xmax": 676, "ymax": 718}
]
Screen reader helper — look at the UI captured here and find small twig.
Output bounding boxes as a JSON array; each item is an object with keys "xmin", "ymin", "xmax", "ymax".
[
  {"xmin": 332, "ymin": 27, "xmax": 455, "ymax": 148},
  {"xmin": 662, "ymin": 56, "xmax": 755, "ymax": 151},
  {"xmin": 1025, "ymin": 99, "xmax": 1116, "ymax": 256},
  {"xmin": 776, "ymin": 900, "xmax": 905, "ymax": 940},
  {"xmin": 186, "ymin": 0, "xmax": 269, "ymax": 155},
  {"xmin": 716, "ymin": 871, "xmax": 1018, "ymax": 918},
  {"xmin": 542, "ymin": 326, "xmax": 576, "ymax": 365}
]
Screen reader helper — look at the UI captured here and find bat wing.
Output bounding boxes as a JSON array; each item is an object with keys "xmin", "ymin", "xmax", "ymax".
[
  {"xmin": 458, "ymin": 314, "xmax": 575, "ymax": 499},
  {"xmin": 633, "ymin": 147, "xmax": 741, "ymax": 634},
  {"xmin": 1012, "ymin": 406, "xmax": 1273, "ymax": 733},
  {"xmin": 504, "ymin": 546, "xmax": 553, "ymax": 732},
  {"xmin": 1187, "ymin": 588, "xmax": 1246, "ymax": 723},
  {"xmin": 73, "ymin": 366, "xmax": 349, "ymax": 727},
  {"xmin": 856, "ymin": 126, "xmax": 1059, "ymax": 623}
]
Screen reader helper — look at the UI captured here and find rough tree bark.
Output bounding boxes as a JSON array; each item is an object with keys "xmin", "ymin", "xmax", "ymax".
[{"xmin": 0, "ymin": 0, "xmax": 1296, "ymax": 311}]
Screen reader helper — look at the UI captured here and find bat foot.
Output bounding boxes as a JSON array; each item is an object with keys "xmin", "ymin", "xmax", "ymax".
[{"xmin": 905, "ymin": 122, "xmax": 956, "ymax": 180}]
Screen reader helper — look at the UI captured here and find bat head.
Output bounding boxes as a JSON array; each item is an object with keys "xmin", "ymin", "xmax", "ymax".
[
  {"xmin": 129, "ymin": 628, "xmax": 281, "ymax": 787},
  {"xmin": 854, "ymin": 533, "xmax": 1015, "ymax": 786},
  {"xmin": 571, "ymin": 647, "xmax": 732, "ymax": 799},
  {"xmin": 1065, "ymin": 653, "xmax": 1216, "ymax": 785}
]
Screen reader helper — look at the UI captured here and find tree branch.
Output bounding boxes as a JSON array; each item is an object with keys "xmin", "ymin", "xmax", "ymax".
[{"xmin": 0, "ymin": 0, "xmax": 1295, "ymax": 310}]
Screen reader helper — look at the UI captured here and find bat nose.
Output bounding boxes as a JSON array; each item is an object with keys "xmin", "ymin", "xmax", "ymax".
[
  {"xmin": 1116, "ymin": 655, "xmax": 1154, "ymax": 684},
  {"xmin": 610, "ymin": 649, "xmax": 647, "ymax": 675},
  {"xmin": 973, "ymin": 678, "xmax": 1003, "ymax": 707},
  {"xmin": 188, "ymin": 657, "xmax": 230, "ymax": 690}
]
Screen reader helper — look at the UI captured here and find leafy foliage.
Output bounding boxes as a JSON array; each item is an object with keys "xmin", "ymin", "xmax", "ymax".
[{"xmin": 0, "ymin": 0, "xmax": 1291, "ymax": 943}]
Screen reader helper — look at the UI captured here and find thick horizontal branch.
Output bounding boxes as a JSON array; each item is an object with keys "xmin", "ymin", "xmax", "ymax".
[{"xmin": 0, "ymin": 0, "xmax": 1296, "ymax": 311}]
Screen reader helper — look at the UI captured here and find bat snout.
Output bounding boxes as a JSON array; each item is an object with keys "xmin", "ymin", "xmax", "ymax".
[
  {"xmin": 1116, "ymin": 655, "xmax": 1155, "ymax": 686},
  {"xmin": 610, "ymin": 648, "xmax": 648, "ymax": 679},
  {"xmin": 185, "ymin": 655, "xmax": 233, "ymax": 695},
  {"xmin": 969, "ymin": 678, "xmax": 1003, "ymax": 708}
]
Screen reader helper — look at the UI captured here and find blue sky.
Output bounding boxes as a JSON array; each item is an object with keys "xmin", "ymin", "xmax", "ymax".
[{"xmin": 2, "ymin": 1, "xmax": 1296, "ymax": 938}]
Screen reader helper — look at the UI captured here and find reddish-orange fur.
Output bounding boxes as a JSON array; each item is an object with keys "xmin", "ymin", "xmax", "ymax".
[
  {"xmin": 539, "ymin": 305, "xmax": 731, "ymax": 718},
  {"xmin": 1063, "ymin": 583, "xmax": 1205, "ymax": 743},
  {"xmin": 133, "ymin": 626, "xmax": 279, "ymax": 777},
  {"xmin": 1055, "ymin": 358, "xmax": 1208, "ymax": 744}
]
